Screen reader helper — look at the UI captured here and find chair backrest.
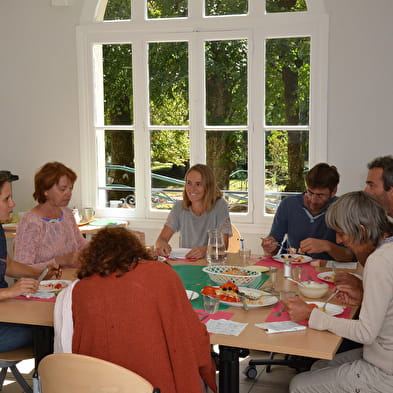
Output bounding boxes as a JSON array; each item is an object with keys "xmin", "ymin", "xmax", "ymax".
[
  {"xmin": 227, "ymin": 224, "xmax": 241, "ymax": 253},
  {"xmin": 38, "ymin": 353, "xmax": 156, "ymax": 393}
]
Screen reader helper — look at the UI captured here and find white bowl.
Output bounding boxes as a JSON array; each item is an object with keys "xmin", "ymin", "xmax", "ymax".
[{"xmin": 298, "ymin": 281, "xmax": 329, "ymax": 299}]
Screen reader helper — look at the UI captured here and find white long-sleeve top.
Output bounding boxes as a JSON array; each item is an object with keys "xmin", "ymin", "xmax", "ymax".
[{"xmin": 309, "ymin": 240, "xmax": 393, "ymax": 374}]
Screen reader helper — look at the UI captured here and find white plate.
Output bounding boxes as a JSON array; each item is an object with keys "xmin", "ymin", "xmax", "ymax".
[
  {"xmin": 306, "ymin": 301, "xmax": 344, "ymax": 316},
  {"xmin": 186, "ymin": 290, "xmax": 199, "ymax": 301},
  {"xmin": 157, "ymin": 256, "xmax": 167, "ymax": 262},
  {"xmin": 317, "ymin": 271, "xmax": 363, "ymax": 284},
  {"xmin": 245, "ymin": 265, "xmax": 270, "ymax": 273},
  {"xmin": 317, "ymin": 271, "xmax": 336, "ymax": 283},
  {"xmin": 38, "ymin": 280, "xmax": 72, "ymax": 293},
  {"xmin": 87, "ymin": 219, "xmax": 128, "ymax": 227},
  {"xmin": 220, "ymin": 287, "xmax": 278, "ymax": 308},
  {"xmin": 169, "ymin": 248, "xmax": 192, "ymax": 259},
  {"xmin": 273, "ymin": 254, "xmax": 312, "ymax": 264}
]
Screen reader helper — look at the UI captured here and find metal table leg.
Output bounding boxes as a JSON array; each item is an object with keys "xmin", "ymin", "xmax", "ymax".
[{"xmin": 218, "ymin": 345, "xmax": 249, "ymax": 393}]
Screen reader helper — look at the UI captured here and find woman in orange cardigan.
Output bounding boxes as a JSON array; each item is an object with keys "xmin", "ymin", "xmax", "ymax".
[{"xmin": 71, "ymin": 227, "xmax": 216, "ymax": 393}]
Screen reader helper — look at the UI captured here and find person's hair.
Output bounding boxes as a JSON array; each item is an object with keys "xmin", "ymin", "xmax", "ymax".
[
  {"xmin": 0, "ymin": 171, "xmax": 18, "ymax": 192},
  {"xmin": 33, "ymin": 162, "xmax": 77, "ymax": 204},
  {"xmin": 182, "ymin": 164, "xmax": 222, "ymax": 211},
  {"xmin": 367, "ymin": 155, "xmax": 393, "ymax": 191},
  {"xmin": 326, "ymin": 191, "xmax": 393, "ymax": 247},
  {"xmin": 305, "ymin": 163, "xmax": 340, "ymax": 192},
  {"xmin": 77, "ymin": 227, "xmax": 151, "ymax": 279}
]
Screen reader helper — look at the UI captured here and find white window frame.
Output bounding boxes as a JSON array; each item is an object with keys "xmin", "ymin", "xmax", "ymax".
[{"xmin": 77, "ymin": 0, "xmax": 328, "ymax": 233}]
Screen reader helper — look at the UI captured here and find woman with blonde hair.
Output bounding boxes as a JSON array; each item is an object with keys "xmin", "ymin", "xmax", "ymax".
[{"xmin": 156, "ymin": 163, "xmax": 232, "ymax": 259}]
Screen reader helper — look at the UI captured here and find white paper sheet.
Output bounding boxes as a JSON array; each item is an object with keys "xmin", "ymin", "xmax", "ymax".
[
  {"xmin": 206, "ymin": 319, "xmax": 248, "ymax": 336},
  {"xmin": 255, "ymin": 321, "xmax": 307, "ymax": 334}
]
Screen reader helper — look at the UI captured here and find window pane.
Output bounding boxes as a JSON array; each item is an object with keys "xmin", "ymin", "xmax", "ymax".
[
  {"xmin": 150, "ymin": 130, "xmax": 189, "ymax": 209},
  {"xmin": 205, "ymin": 40, "xmax": 248, "ymax": 126},
  {"xmin": 103, "ymin": 44, "xmax": 133, "ymax": 125},
  {"xmin": 265, "ymin": 37, "xmax": 310, "ymax": 126},
  {"xmin": 205, "ymin": 0, "xmax": 248, "ymax": 16},
  {"xmin": 149, "ymin": 42, "xmax": 189, "ymax": 126},
  {"xmin": 105, "ymin": 130, "xmax": 135, "ymax": 208},
  {"xmin": 206, "ymin": 130, "xmax": 248, "ymax": 213},
  {"xmin": 266, "ymin": 0, "xmax": 307, "ymax": 13},
  {"xmin": 264, "ymin": 130, "xmax": 308, "ymax": 213},
  {"xmin": 103, "ymin": 0, "xmax": 131, "ymax": 21},
  {"xmin": 147, "ymin": 0, "xmax": 187, "ymax": 18}
]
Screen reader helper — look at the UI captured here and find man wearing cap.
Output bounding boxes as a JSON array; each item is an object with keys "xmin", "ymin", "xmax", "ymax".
[{"xmin": 0, "ymin": 170, "xmax": 60, "ymax": 352}]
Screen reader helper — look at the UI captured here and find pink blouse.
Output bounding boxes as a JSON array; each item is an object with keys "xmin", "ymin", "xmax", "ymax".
[{"xmin": 14, "ymin": 207, "xmax": 88, "ymax": 269}]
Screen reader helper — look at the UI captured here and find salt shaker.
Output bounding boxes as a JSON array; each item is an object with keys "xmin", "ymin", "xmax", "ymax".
[{"xmin": 283, "ymin": 260, "xmax": 291, "ymax": 278}]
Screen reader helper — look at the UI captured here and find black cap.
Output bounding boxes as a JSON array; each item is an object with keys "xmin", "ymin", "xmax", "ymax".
[{"xmin": 0, "ymin": 171, "xmax": 19, "ymax": 182}]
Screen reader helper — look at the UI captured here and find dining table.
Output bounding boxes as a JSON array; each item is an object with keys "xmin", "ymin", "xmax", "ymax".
[{"xmin": 0, "ymin": 254, "xmax": 360, "ymax": 393}]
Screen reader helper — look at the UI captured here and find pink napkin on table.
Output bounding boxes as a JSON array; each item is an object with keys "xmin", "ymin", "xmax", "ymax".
[
  {"xmin": 12, "ymin": 294, "xmax": 56, "ymax": 302},
  {"xmin": 194, "ymin": 309, "xmax": 234, "ymax": 325},
  {"xmin": 254, "ymin": 256, "xmax": 284, "ymax": 269},
  {"xmin": 265, "ymin": 301, "xmax": 351, "ymax": 326}
]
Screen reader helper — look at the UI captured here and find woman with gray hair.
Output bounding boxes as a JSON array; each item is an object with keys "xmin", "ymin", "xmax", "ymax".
[{"xmin": 284, "ymin": 191, "xmax": 393, "ymax": 393}]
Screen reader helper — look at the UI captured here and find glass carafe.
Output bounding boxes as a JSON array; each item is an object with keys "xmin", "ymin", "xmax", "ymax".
[{"xmin": 206, "ymin": 229, "xmax": 227, "ymax": 265}]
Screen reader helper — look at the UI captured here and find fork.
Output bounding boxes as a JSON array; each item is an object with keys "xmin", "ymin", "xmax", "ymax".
[{"xmin": 322, "ymin": 290, "xmax": 339, "ymax": 311}]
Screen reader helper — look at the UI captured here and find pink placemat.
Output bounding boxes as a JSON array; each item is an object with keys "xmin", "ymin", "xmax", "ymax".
[
  {"xmin": 194, "ymin": 309, "xmax": 234, "ymax": 325},
  {"xmin": 265, "ymin": 301, "xmax": 351, "ymax": 326},
  {"xmin": 12, "ymin": 295, "xmax": 56, "ymax": 303}
]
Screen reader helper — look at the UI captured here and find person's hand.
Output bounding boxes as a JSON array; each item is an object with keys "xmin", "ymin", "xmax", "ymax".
[
  {"xmin": 335, "ymin": 284, "xmax": 363, "ymax": 306},
  {"xmin": 282, "ymin": 297, "xmax": 314, "ymax": 322},
  {"xmin": 44, "ymin": 263, "xmax": 62, "ymax": 280},
  {"xmin": 334, "ymin": 271, "xmax": 362, "ymax": 290},
  {"xmin": 261, "ymin": 236, "xmax": 278, "ymax": 255},
  {"xmin": 7, "ymin": 278, "xmax": 39, "ymax": 298},
  {"xmin": 299, "ymin": 238, "xmax": 328, "ymax": 255},
  {"xmin": 186, "ymin": 246, "xmax": 207, "ymax": 260},
  {"xmin": 155, "ymin": 239, "xmax": 172, "ymax": 257}
]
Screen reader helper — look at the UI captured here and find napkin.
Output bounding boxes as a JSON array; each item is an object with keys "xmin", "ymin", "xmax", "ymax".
[
  {"xmin": 326, "ymin": 261, "xmax": 358, "ymax": 270},
  {"xmin": 169, "ymin": 248, "xmax": 192, "ymax": 259},
  {"xmin": 255, "ymin": 321, "xmax": 307, "ymax": 334},
  {"xmin": 205, "ymin": 319, "xmax": 247, "ymax": 336}
]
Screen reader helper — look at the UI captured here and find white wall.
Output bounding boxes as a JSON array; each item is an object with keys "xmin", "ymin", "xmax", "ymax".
[{"xmin": 1, "ymin": 0, "xmax": 392, "ymax": 253}]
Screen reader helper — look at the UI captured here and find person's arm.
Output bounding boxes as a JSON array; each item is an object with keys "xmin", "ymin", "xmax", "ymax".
[
  {"xmin": 155, "ymin": 225, "xmax": 174, "ymax": 257},
  {"xmin": 261, "ymin": 200, "xmax": 288, "ymax": 255},
  {"xmin": 299, "ymin": 238, "xmax": 354, "ymax": 261}
]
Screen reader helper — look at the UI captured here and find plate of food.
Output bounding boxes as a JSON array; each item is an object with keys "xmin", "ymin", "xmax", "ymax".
[
  {"xmin": 306, "ymin": 301, "xmax": 344, "ymax": 316},
  {"xmin": 317, "ymin": 271, "xmax": 336, "ymax": 283},
  {"xmin": 317, "ymin": 271, "xmax": 362, "ymax": 284},
  {"xmin": 38, "ymin": 280, "xmax": 72, "ymax": 293},
  {"xmin": 273, "ymin": 254, "xmax": 312, "ymax": 264},
  {"xmin": 201, "ymin": 281, "xmax": 278, "ymax": 308},
  {"xmin": 169, "ymin": 248, "xmax": 192, "ymax": 259}
]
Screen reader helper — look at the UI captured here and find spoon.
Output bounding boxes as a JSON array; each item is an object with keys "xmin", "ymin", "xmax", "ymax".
[{"xmin": 286, "ymin": 277, "xmax": 306, "ymax": 287}]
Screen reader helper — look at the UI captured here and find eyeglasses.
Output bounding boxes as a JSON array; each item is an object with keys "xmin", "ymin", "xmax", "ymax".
[{"xmin": 305, "ymin": 189, "xmax": 331, "ymax": 200}]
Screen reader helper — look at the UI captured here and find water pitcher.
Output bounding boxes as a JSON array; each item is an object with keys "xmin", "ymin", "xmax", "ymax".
[{"xmin": 206, "ymin": 229, "xmax": 227, "ymax": 265}]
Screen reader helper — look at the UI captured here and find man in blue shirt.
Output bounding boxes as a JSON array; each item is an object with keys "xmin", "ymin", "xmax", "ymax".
[{"xmin": 262, "ymin": 163, "xmax": 353, "ymax": 261}]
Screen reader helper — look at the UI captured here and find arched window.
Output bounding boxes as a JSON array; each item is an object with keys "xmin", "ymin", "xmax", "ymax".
[{"xmin": 77, "ymin": 0, "xmax": 328, "ymax": 228}]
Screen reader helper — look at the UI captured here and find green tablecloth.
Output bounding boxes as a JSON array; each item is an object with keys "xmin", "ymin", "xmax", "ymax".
[{"xmin": 172, "ymin": 264, "xmax": 269, "ymax": 311}]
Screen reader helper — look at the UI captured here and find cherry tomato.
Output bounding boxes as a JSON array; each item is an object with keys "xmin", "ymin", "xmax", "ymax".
[{"xmin": 201, "ymin": 286, "xmax": 218, "ymax": 296}]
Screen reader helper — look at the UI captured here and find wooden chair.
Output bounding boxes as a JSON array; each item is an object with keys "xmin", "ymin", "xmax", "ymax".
[
  {"xmin": 0, "ymin": 346, "xmax": 34, "ymax": 393},
  {"xmin": 227, "ymin": 224, "xmax": 241, "ymax": 253},
  {"xmin": 38, "ymin": 353, "xmax": 161, "ymax": 393}
]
